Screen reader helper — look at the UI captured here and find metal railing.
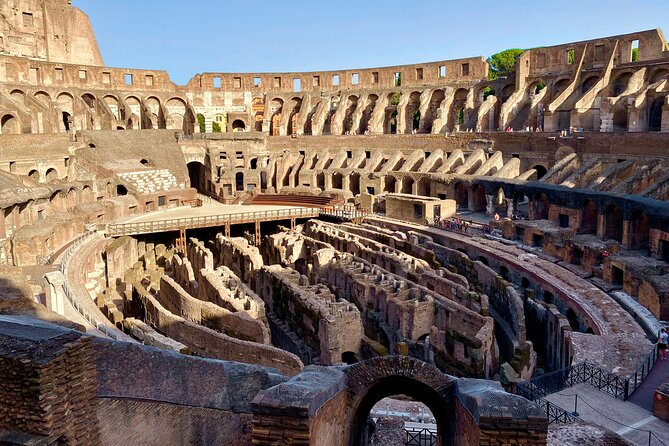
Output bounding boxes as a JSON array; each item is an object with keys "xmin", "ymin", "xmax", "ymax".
[
  {"xmin": 319, "ymin": 205, "xmax": 367, "ymax": 221},
  {"xmin": 405, "ymin": 427, "xmax": 437, "ymax": 446},
  {"xmin": 107, "ymin": 207, "xmax": 322, "ymax": 236},
  {"xmin": 517, "ymin": 353, "xmax": 662, "ymax": 421},
  {"xmin": 626, "ymin": 345, "xmax": 661, "ymax": 397},
  {"xmin": 59, "ymin": 231, "xmax": 121, "ymax": 340}
]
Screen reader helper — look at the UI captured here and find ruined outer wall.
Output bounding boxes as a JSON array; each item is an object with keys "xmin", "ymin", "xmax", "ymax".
[{"xmin": 0, "ymin": 0, "xmax": 103, "ymax": 66}]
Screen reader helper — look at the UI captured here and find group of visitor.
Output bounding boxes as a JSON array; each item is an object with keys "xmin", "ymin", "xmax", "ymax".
[{"xmin": 431, "ymin": 216, "xmax": 491, "ymax": 235}]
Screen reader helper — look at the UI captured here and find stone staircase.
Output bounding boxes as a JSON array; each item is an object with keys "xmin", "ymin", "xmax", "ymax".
[{"xmin": 117, "ymin": 169, "xmax": 179, "ymax": 194}]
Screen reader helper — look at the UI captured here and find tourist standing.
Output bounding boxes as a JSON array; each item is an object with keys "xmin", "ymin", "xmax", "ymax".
[{"xmin": 658, "ymin": 328, "xmax": 668, "ymax": 360}]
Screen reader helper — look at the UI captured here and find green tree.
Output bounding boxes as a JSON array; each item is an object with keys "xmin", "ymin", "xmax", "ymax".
[
  {"xmin": 482, "ymin": 87, "xmax": 496, "ymax": 101},
  {"xmin": 632, "ymin": 47, "xmax": 639, "ymax": 62},
  {"xmin": 487, "ymin": 49, "xmax": 524, "ymax": 80},
  {"xmin": 196, "ymin": 113, "xmax": 205, "ymax": 133},
  {"xmin": 212, "ymin": 122, "xmax": 222, "ymax": 132}
]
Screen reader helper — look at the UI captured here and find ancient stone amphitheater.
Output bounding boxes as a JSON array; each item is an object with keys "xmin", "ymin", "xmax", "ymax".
[{"xmin": 1, "ymin": 1, "xmax": 668, "ymax": 445}]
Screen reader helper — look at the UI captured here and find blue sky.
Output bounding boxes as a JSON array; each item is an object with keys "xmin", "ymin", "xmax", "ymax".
[{"xmin": 74, "ymin": 0, "xmax": 668, "ymax": 85}]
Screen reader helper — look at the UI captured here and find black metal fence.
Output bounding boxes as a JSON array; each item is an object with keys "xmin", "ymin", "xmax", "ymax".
[{"xmin": 405, "ymin": 427, "xmax": 437, "ymax": 446}]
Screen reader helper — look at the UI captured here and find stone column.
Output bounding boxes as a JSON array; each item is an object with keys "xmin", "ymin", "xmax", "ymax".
[
  {"xmin": 506, "ymin": 198, "xmax": 515, "ymax": 218},
  {"xmin": 485, "ymin": 194, "xmax": 495, "ymax": 216},
  {"xmin": 662, "ymin": 99, "xmax": 669, "ymax": 133},
  {"xmin": 43, "ymin": 271, "xmax": 66, "ymax": 316}
]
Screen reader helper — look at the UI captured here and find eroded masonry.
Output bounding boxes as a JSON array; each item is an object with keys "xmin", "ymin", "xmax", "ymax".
[{"xmin": 1, "ymin": 1, "xmax": 669, "ymax": 445}]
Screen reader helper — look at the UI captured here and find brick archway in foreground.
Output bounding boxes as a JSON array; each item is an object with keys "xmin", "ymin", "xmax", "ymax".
[{"xmin": 345, "ymin": 356, "xmax": 455, "ymax": 446}]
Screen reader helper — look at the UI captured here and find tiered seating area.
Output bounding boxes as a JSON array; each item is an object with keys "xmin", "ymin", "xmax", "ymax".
[
  {"xmin": 117, "ymin": 169, "xmax": 179, "ymax": 194},
  {"xmin": 247, "ymin": 194, "xmax": 336, "ymax": 208}
]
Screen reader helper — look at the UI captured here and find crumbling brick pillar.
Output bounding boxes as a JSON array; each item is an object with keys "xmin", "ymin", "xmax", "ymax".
[{"xmin": 0, "ymin": 322, "xmax": 101, "ymax": 445}]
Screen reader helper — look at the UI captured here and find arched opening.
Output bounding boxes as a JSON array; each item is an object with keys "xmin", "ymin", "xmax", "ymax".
[
  {"xmin": 260, "ymin": 171, "xmax": 268, "ymax": 190},
  {"xmin": 629, "ymin": 210, "xmax": 650, "ymax": 251},
  {"xmin": 269, "ymin": 99, "xmax": 284, "ymax": 136},
  {"xmin": 566, "ymin": 308, "xmax": 580, "ymax": 331},
  {"xmin": 405, "ymin": 92, "xmax": 421, "ymax": 133},
  {"xmin": 533, "ymin": 165, "xmax": 548, "ymax": 180},
  {"xmin": 45, "ymin": 168, "xmax": 58, "ymax": 182},
  {"xmin": 580, "ymin": 200, "xmax": 598, "ymax": 234},
  {"xmin": 349, "ymin": 372, "xmax": 453, "ymax": 446},
  {"xmin": 472, "ymin": 185, "xmax": 486, "ymax": 212},
  {"xmin": 500, "ymin": 266, "xmax": 510, "ymax": 281},
  {"xmin": 187, "ymin": 161, "xmax": 207, "ymax": 193},
  {"xmin": 350, "ymin": 173, "xmax": 361, "ymax": 195},
  {"xmin": 613, "ymin": 73, "xmax": 632, "ymax": 96},
  {"xmin": 332, "ymin": 173, "xmax": 343, "ymax": 190},
  {"xmin": 316, "ymin": 172, "xmax": 325, "ymax": 189},
  {"xmin": 533, "ymin": 193, "xmax": 549, "ymax": 220},
  {"xmin": 543, "ymin": 290, "xmax": 554, "ymax": 305},
  {"xmin": 358, "ymin": 94, "xmax": 377, "ymax": 134},
  {"xmin": 343, "ymin": 96, "xmax": 358, "ymax": 134},
  {"xmin": 0, "ymin": 114, "xmax": 19, "ymax": 134},
  {"xmin": 116, "ymin": 185, "xmax": 128, "ymax": 196},
  {"xmin": 62, "ymin": 112, "xmax": 71, "ymax": 131},
  {"xmin": 604, "ymin": 204, "xmax": 623, "ymax": 242},
  {"xmin": 28, "ymin": 170, "xmax": 40, "ymax": 182},
  {"xmin": 384, "ymin": 176, "xmax": 396, "ymax": 193},
  {"xmin": 341, "ymin": 351, "xmax": 358, "ymax": 365},
  {"xmin": 418, "ymin": 178, "xmax": 431, "ymax": 197},
  {"xmin": 478, "ymin": 256, "xmax": 489, "ymax": 266},
  {"xmin": 236, "ymin": 172, "xmax": 244, "ymax": 191},
  {"xmin": 612, "ymin": 108, "xmax": 628, "ymax": 132},
  {"xmin": 232, "ymin": 119, "xmax": 246, "ymax": 132},
  {"xmin": 648, "ymin": 96, "xmax": 665, "ymax": 132},
  {"xmin": 450, "ymin": 89, "xmax": 469, "ymax": 131},
  {"xmin": 454, "ymin": 183, "xmax": 469, "ymax": 209},
  {"xmin": 140, "ymin": 159, "xmax": 150, "ymax": 167},
  {"xmin": 401, "ymin": 177, "xmax": 414, "ymax": 194},
  {"xmin": 581, "ymin": 76, "xmax": 600, "ymax": 95}
]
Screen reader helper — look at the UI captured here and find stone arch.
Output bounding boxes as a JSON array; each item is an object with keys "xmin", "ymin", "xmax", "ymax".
[
  {"xmin": 551, "ymin": 78, "xmax": 571, "ymax": 101},
  {"xmin": 450, "ymin": 88, "xmax": 469, "ymax": 131},
  {"xmin": 405, "ymin": 91, "xmax": 421, "ymax": 133},
  {"xmin": 581, "ymin": 76, "xmax": 600, "ymax": 95},
  {"xmin": 332, "ymin": 172, "xmax": 343, "ymax": 190},
  {"xmin": 187, "ymin": 161, "xmax": 207, "ymax": 192},
  {"xmin": 612, "ymin": 107, "xmax": 628, "ymax": 132},
  {"xmin": 471, "ymin": 184, "xmax": 487, "ymax": 212},
  {"xmin": 533, "ymin": 192, "xmax": 549, "ymax": 220},
  {"xmin": 232, "ymin": 119, "xmax": 246, "ymax": 132},
  {"xmin": 45, "ymin": 168, "xmax": 58, "ymax": 182},
  {"xmin": 501, "ymin": 84, "xmax": 516, "ymax": 103},
  {"xmin": 345, "ymin": 356, "xmax": 455, "ymax": 446},
  {"xmin": 166, "ymin": 114, "xmax": 184, "ymax": 131},
  {"xmin": 383, "ymin": 92, "xmax": 400, "ymax": 134},
  {"xmin": 648, "ymin": 96, "xmax": 665, "ymax": 132},
  {"xmin": 423, "ymin": 89, "xmax": 446, "ymax": 133},
  {"xmin": 649, "ymin": 68, "xmax": 669, "ymax": 85},
  {"xmin": 612, "ymin": 72, "xmax": 633, "ymax": 96},
  {"xmin": 342, "ymin": 95, "xmax": 358, "ymax": 134},
  {"xmin": 0, "ymin": 114, "xmax": 19, "ymax": 134},
  {"xmin": 532, "ymin": 164, "xmax": 548, "ymax": 180},
  {"xmin": 34, "ymin": 91, "xmax": 51, "ymax": 107},
  {"xmin": 349, "ymin": 172, "xmax": 361, "ymax": 195},
  {"xmin": 10, "ymin": 89, "xmax": 26, "ymax": 105},
  {"xmin": 28, "ymin": 169, "xmax": 40, "ymax": 182},
  {"xmin": 287, "ymin": 97, "xmax": 302, "ymax": 136},
  {"xmin": 269, "ymin": 98, "xmax": 284, "ymax": 136},
  {"xmin": 383, "ymin": 176, "xmax": 396, "ymax": 193},
  {"xmin": 401, "ymin": 176, "xmax": 414, "ymax": 194},
  {"xmin": 358, "ymin": 94, "xmax": 377, "ymax": 134}
]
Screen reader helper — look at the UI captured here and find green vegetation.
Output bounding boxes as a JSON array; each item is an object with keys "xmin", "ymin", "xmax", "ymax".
[
  {"xmin": 568, "ymin": 49, "xmax": 575, "ymax": 65},
  {"xmin": 534, "ymin": 82, "xmax": 546, "ymax": 94},
  {"xmin": 482, "ymin": 87, "xmax": 496, "ymax": 101},
  {"xmin": 196, "ymin": 113, "xmax": 205, "ymax": 133},
  {"xmin": 487, "ymin": 49, "xmax": 524, "ymax": 80},
  {"xmin": 212, "ymin": 122, "xmax": 222, "ymax": 132},
  {"xmin": 632, "ymin": 47, "xmax": 639, "ymax": 62},
  {"xmin": 390, "ymin": 92, "xmax": 400, "ymax": 106}
]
